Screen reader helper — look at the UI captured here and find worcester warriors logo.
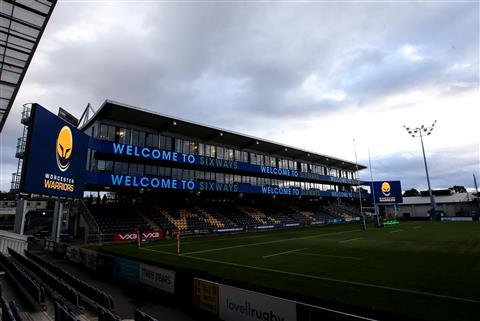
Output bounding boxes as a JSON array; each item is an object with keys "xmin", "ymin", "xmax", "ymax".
[
  {"xmin": 381, "ymin": 182, "xmax": 391, "ymax": 196},
  {"xmin": 56, "ymin": 126, "xmax": 73, "ymax": 172}
]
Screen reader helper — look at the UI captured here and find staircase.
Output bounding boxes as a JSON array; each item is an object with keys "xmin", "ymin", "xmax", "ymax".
[
  {"xmin": 75, "ymin": 200, "xmax": 103, "ymax": 243},
  {"xmin": 134, "ymin": 208, "xmax": 161, "ymax": 230},
  {"xmin": 154, "ymin": 205, "xmax": 177, "ymax": 226},
  {"xmin": 239, "ymin": 206, "xmax": 268, "ymax": 224},
  {"xmin": 291, "ymin": 206, "xmax": 314, "ymax": 221},
  {"xmin": 195, "ymin": 206, "xmax": 224, "ymax": 228}
]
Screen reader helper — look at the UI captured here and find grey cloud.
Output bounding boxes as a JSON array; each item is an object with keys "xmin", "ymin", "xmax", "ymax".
[
  {"xmin": 361, "ymin": 144, "xmax": 480, "ymax": 191},
  {"xmin": 0, "ymin": 1, "xmax": 478, "ymax": 191}
]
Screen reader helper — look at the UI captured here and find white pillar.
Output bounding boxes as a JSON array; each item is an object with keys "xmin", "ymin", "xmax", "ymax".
[
  {"xmin": 52, "ymin": 200, "xmax": 63, "ymax": 242},
  {"xmin": 14, "ymin": 199, "xmax": 28, "ymax": 235}
]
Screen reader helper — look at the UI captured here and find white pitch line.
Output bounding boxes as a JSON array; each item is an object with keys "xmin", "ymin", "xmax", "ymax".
[
  {"xmin": 147, "ymin": 234, "xmax": 267, "ymax": 249},
  {"xmin": 181, "ymin": 229, "xmax": 361, "ymax": 256},
  {"xmin": 262, "ymin": 248, "xmax": 308, "ymax": 259},
  {"xmin": 293, "ymin": 252, "xmax": 362, "ymax": 261},
  {"xmin": 389, "ymin": 229, "xmax": 403, "ymax": 234},
  {"xmin": 141, "ymin": 247, "xmax": 177, "ymax": 256},
  {"xmin": 339, "ymin": 237, "xmax": 362, "ymax": 243},
  {"xmin": 177, "ymin": 253, "xmax": 480, "ymax": 304},
  {"xmin": 413, "ymin": 226, "xmax": 422, "ymax": 229}
]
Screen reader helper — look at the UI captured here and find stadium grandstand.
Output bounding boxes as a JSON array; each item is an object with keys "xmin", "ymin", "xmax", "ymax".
[
  {"xmin": 74, "ymin": 100, "xmax": 366, "ymax": 241},
  {"xmin": 4, "ymin": 100, "xmax": 478, "ymax": 321}
]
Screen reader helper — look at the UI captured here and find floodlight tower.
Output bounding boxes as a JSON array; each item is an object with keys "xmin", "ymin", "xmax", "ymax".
[{"xmin": 403, "ymin": 121, "xmax": 438, "ymax": 219}]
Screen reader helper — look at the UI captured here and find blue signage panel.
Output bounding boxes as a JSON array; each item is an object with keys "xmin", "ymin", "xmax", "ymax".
[
  {"xmin": 85, "ymin": 172, "xmax": 360, "ymax": 199},
  {"xmin": 371, "ymin": 181, "xmax": 403, "ymax": 204},
  {"xmin": 90, "ymin": 141, "xmax": 358, "ymax": 185},
  {"xmin": 21, "ymin": 104, "xmax": 89, "ymax": 198}
]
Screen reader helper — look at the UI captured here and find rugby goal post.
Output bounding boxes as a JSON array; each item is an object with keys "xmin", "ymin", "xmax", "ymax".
[{"xmin": 173, "ymin": 228, "xmax": 180, "ymax": 255}]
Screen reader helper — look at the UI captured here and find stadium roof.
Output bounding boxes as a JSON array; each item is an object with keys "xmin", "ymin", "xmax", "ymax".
[
  {"xmin": 81, "ymin": 99, "xmax": 367, "ymax": 171},
  {"xmin": 0, "ymin": 0, "xmax": 57, "ymax": 132}
]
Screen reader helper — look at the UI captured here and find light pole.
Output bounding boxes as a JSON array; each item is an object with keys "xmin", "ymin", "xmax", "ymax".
[{"xmin": 403, "ymin": 121, "xmax": 438, "ymax": 219}]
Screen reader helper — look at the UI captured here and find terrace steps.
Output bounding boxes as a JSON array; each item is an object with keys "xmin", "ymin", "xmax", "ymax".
[
  {"xmin": 153, "ymin": 205, "xmax": 178, "ymax": 228},
  {"xmin": 134, "ymin": 208, "xmax": 161, "ymax": 230},
  {"xmin": 195, "ymin": 206, "xmax": 224, "ymax": 228}
]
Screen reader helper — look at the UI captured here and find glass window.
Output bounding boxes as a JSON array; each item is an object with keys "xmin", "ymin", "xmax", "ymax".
[
  {"xmin": 145, "ymin": 165, "xmax": 157, "ymax": 176},
  {"xmin": 114, "ymin": 162, "xmax": 129, "ymax": 175},
  {"xmin": 195, "ymin": 171, "xmax": 205, "ymax": 180},
  {"xmin": 198, "ymin": 143, "xmax": 205, "ymax": 156},
  {"xmin": 146, "ymin": 133, "xmax": 159, "ymax": 148},
  {"xmin": 130, "ymin": 164, "xmax": 144, "ymax": 176},
  {"xmin": 132, "ymin": 130, "xmax": 146, "ymax": 147},
  {"xmin": 99, "ymin": 124, "xmax": 115, "ymax": 141},
  {"xmin": 175, "ymin": 139, "xmax": 183, "ymax": 153},
  {"xmin": 217, "ymin": 146, "xmax": 224, "ymax": 160},
  {"xmin": 116, "ymin": 127, "xmax": 131, "ymax": 144},
  {"xmin": 242, "ymin": 151, "xmax": 249, "ymax": 163},
  {"xmin": 216, "ymin": 173, "xmax": 225, "ymax": 183},
  {"xmin": 205, "ymin": 144, "xmax": 216, "ymax": 158},
  {"xmin": 97, "ymin": 160, "xmax": 105, "ymax": 171},
  {"xmin": 227, "ymin": 148, "xmax": 234, "ymax": 161},
  {"xmin": 250, "ymin": 153, "xmax": 257, "ymax": 165}
]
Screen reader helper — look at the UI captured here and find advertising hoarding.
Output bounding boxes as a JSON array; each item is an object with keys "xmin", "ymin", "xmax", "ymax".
[
  {"xmin": 219, "ymin": 284, "xmax": 297, "ymax": 321},
  {"xmin": 21, "ymin": 104, "xmax": 89, "ymax": 198},
  {"xmin": 139, "ymin": 263, "xmax": 176, "ymax": 294},
  {"xmin": 371, "ymin": 181, "xmax": 403, "ymax": 204}
]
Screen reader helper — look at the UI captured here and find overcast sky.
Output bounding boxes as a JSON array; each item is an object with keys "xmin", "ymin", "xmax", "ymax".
[{"xmin": 0, "ymin": 0, "xmax": 479, "ymax": 192}]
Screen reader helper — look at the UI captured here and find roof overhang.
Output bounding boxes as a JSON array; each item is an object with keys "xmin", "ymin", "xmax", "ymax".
[
  {"xmin": 0, "ymin": 0, "xmax": 57, "ymax": 132},
  {"xmin": 82, "ymin": 99, "xmax": 367, "ymax": 171}
]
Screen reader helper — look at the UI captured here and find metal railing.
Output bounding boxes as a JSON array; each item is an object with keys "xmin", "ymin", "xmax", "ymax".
[
  {"xmin": 75, "ymin": 200, "xmax": 104, "ymax": 243},
  {"xmin": 21, "ymin": 104, "xmax": 32, "ymax": 124},
  {"xmin": 10, "ymin": 173, "xmax": 21, "ymax": 191},
  {"xmin": 15, "ymin": 136, "xmax": 26, "ymax": 158}
]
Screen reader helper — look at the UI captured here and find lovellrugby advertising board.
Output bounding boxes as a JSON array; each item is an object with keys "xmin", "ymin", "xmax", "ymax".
[
  {"xmin": 219, "ymin": 284, "xmax": 297, "ymax": 321},
  {"xmin": 371, "ymin": 181, "xmax": 403, "ymax": 204},
  {"xmin": 21, "ymin": 104, "xmax": 89, "ymax": 198}
]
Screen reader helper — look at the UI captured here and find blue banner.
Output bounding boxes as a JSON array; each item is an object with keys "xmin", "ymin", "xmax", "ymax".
[
  {"xmin": 91, "ymin": 141, "xmax": 358, "ymax": 185},
  {"xmin": 85, "ymin": 172, "xmax": 360, "ymax": 198},
  {"xmin": 371, "ymin": 181, "xmax": 403, "ymax": 204},
  {"xmin": 21, "ymin": 104, "xmax": 89, "ymax": 198}
]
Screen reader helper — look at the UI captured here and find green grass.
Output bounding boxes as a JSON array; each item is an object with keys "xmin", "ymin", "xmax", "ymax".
[{"xmin": 92, "ymin": 222, "xmax": 480, "ymax": 321}]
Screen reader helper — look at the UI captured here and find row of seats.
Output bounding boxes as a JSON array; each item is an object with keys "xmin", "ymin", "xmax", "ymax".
[
  {"xmin": 0, "ymin": 252, "xmax": 46, "ymax": 308},
  {"xmin": 89, "ymin": 203, "xmax": 361, "ymax": 234},
  {"xmin": 90, "ymin": 205, "xmax": 152, "ymax": 234},
  {"xmin": 25, "ymin": 250, "xmax": 113, "ymax": 309},
  {"xmin": 54, "ymin": 302, "xmax": 78, "ymax": 321},
  {"xmin": 8, "ymin": 248, "xmax": 81, "ymax": 308},
  {"xmin": 97, "ymin": 305, "xmax": 121, "ymax": 321},
  {"xmin": 97, "ymin": 306, "xmax": 159, "ymax": 321},
  {"xmin": 1, "ymin": 286, "xmax": 23, "ymax": 321}
]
